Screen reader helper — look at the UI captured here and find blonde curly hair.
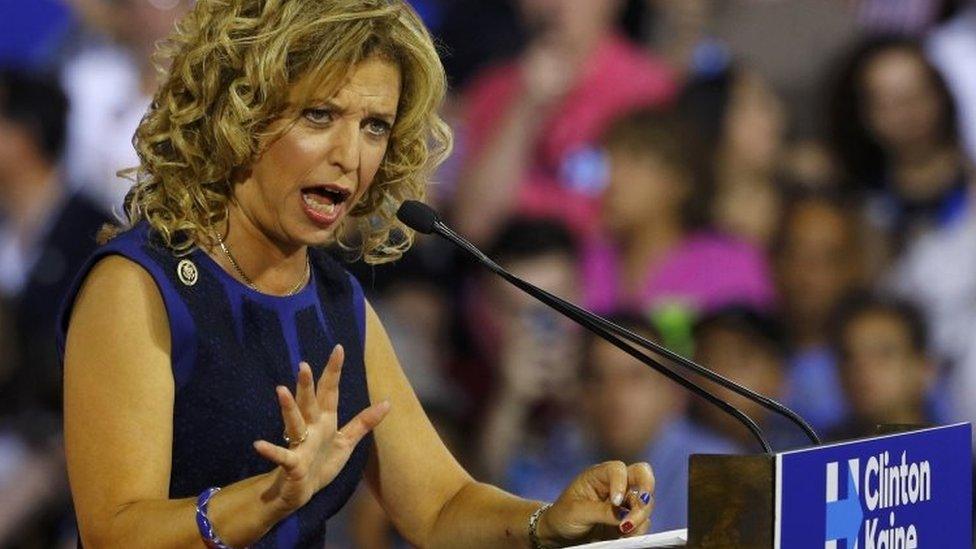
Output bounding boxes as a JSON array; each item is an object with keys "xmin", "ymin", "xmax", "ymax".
[{"xmin": 106, "ymin": 0, "xmax": 452, "ymax": 264}]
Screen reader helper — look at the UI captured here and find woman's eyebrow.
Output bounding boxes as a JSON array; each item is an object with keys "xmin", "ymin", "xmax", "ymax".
[
  {"xmin": 369, "ymin": 108, "xmax": 397, "ymax": 123},
  {"xmin": 310, "ymin": 96, "xmax": 396, "ymax": 121}
]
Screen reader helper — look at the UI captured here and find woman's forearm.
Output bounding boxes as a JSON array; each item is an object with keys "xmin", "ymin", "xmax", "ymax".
[
  {"xmin": 426, "ymin": 480, "xmax": 546, "ymax": 549},
  {"xmin": 86, "ymin": 470, "xmax": 290, "ymax": 548}
]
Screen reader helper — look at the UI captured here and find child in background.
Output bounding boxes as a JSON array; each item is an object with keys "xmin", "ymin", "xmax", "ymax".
[
  {"xmin": 472, "ymin": 218, "xmax": 583, "ymax": 484},
  {"xmin": 504, "ymin": 313, "xmax": 738, "ymax": 533},
  {"xmin": 690, "ymin": 307, "xmax": 808, "ymax": 452},
  {"xmin": 828, "ymin": 294, "xmax": 940, "ymax": 442},
  {"xmin": 582, "ymin": 107, "xmax": 775, "ymax": 349},
  {"xmin": 774, "ymin": 190, "xmax": 866, "ymax": 433}
]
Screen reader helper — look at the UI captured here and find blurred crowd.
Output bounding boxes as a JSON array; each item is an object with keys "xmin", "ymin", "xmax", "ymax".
[{"xmin": 2, "ymin": 0, "xmax": 976, "ymax": 546}]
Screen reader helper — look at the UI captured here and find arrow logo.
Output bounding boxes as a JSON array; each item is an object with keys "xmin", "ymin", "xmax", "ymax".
[{"xmin": 826, "ymin": 460, "xmax": 864, "ymax": 548}]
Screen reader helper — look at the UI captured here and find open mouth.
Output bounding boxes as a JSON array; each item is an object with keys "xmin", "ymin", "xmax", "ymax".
[{"xmin": 301, "ymin": 184, "xmax": 352, "ymax": 215}]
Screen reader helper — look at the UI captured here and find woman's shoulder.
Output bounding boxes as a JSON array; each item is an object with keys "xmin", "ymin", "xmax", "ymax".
[
  {"xmin": 74, "ymin": 254, "xmax": 164, "ymax": 318},
  {"xmin": 59, "ymin": 252, "xmax": 170, "ymax": 363},
  {"xmin": 56, "ymin": 221, "xmax": 180, "ymax": 360}
]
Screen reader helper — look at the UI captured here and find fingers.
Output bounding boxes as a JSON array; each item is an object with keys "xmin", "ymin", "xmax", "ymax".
[
  {"xmin": 626, "ymin": 462, "xmax": 655, "ymax": 507},
  {"xmin": 586, "ymin": 461, "xmax": 655, "ymax": 535},
  {"xmin": 618, "ymin": 463, "xmax": 655, "ymax": 535},
  {"xmin": 592, "ymin": 460, "xmax": 629, "ymax": 507},
  {"xmin": 562, "ymin": 498, "xmax": 623, "ymax": 528},
  {"xmin": 335, "ymin": 400, "xmax": 391, "ymax": 448},
  {"xmin": 252, "ymin": 440, "xmax": 301, "ymax": 473},
  {"xmin": 619, "ymin": 485, "xmax": 654, "ymax": 536},
  {"xmin": 276, "ymin": 385, "xmax": 306, "ymax": 445},
  {"xmin": 316, "ymin": 345, "xmax": 344, "ymax": 412},
  {"xmin": 295, "ymin": 361, "xmax": 319, "ymax": 420}
]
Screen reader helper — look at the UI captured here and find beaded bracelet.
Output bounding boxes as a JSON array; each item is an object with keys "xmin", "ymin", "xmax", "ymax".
[
  {"xmin": 195, "ymin": 486, "xmax": 236, "ymax": 549},
  {"xmin": 528, "ymin": 503, "xmax": 554, "ymax": 549}
]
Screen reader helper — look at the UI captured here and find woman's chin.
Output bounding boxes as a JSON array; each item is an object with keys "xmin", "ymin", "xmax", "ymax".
[{"xmin": 296, "ymin": 226, "xmax": 340, "ymax": 248}]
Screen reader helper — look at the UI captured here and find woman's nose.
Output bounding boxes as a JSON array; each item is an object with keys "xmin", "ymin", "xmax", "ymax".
[{"xmin": 327, "ymin": 119, "xmax": 361, "ymax": 173}]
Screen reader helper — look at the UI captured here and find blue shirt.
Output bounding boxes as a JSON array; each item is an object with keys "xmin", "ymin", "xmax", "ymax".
[{"xmin": 505, "ymin": 417, "xmax": 741, "ymax": 532}]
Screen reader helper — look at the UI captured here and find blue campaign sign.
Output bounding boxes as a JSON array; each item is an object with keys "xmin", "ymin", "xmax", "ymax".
[{"xmin": 775, "ymin": 423, "xmax": 972, "ymax": 548}]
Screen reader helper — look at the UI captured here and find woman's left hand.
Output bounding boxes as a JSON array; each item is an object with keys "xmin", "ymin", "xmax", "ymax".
[{"xmin": 536, "ymin": 461, "xmax": 655, "ymax": 546}]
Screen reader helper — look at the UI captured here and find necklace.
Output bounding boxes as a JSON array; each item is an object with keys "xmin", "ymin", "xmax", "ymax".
[{"xmin": 215, "ymin": 230, "xmax": 309, "ymax": 296}]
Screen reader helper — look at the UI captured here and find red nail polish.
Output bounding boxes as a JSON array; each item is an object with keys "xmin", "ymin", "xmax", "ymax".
[{"xmin": 620, "ymin": 521, "xmax": 634, "ymax": 534}]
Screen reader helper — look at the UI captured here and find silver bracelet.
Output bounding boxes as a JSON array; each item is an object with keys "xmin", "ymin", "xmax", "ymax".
[{"xmin": 528, "ymin": 503, "xmax": 554, "ymax": 549}]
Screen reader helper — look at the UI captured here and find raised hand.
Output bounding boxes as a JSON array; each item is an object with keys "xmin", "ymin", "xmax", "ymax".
[
  {"xmin": 520, "ymin": 40, "xmax": 579, "ymax": 109},
  {"xmin": 252, "ymin": 345, "xmax": 390, "ymax": 513},
  {"xmin": 537, "ymin": 461, "xmax": 656, "ymax": 546}
]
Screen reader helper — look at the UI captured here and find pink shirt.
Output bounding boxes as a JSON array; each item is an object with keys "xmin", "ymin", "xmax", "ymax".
[
  {"xmin": 581, "ymin": 231, "xmax": 777, "ymax": 315},
  {"xmin": 459, "ymin": 34, "xmax": 676, "ymax": 236}
]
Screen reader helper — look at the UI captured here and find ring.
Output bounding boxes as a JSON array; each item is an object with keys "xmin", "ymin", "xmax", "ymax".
[{"xmin": 283, "ymin": 427, "xmax": 309, "ymax": 446}]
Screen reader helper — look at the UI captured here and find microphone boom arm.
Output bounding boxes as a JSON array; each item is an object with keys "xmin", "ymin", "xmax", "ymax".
[{"xmin": 434, "ymin": 221, "xmax": 776, "ymax": 453}]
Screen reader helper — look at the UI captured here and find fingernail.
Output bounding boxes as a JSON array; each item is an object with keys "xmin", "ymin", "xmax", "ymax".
[
  {"xmin": 640, "ymin": 492, "xmax": 651, "ymax": 505},
  {"xmin": 620, "ymin": 521, "xmax": 634, "ymax": 534},
  {"xmin": 615, "ymin": 508, "xmax": 629, "ymax": 520},
  {"xmin": 380, "ymin": 399, "xmax": 391, "ymax": 411},
  {"xmin": 612, "ymin": 493, "xmax": 623, "ymax": 506}
]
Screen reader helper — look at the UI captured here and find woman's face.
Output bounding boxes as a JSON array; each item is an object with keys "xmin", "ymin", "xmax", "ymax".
[
  {"xmin": 233, "ymin": 56, "xmax": 401, "ymax": 247},
  {"xmin": 862, "ymin": 49, "xmax": 944, "ymax": 154}
]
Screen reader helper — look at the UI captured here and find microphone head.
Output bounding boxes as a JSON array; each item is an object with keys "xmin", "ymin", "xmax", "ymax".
[{"xmin": 396, "ymin": 200, "xmax": 440, "ymax": 234}]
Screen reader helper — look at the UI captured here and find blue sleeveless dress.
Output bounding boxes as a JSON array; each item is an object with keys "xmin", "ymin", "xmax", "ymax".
[{"xmin": 56, "ymin": 221, "xmax": 372, "ymax": 548}]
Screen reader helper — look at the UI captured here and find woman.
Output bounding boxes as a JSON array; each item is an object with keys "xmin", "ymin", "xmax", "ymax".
[
  {"xmin": 828, "ymin": 36, "xmax": 972, "ymax": 246},
  {"xmin": 678, "ymin": 64, "xmax": 787, "ymax": 249},
  {"xmin": 58, "ymin": 1, "xmax": 654, "ymax": 547}
]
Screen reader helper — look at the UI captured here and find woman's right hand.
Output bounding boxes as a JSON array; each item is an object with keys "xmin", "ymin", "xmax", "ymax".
[{"xmin": 252, "ymin": 345, "xmax": 391, "ymax": 514}]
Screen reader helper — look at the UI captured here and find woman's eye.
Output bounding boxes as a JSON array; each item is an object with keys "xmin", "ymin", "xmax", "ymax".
[
  {"xmin": 303, "ymin": 108, "xmax": 334, "ymax": 124},
  {"xmin": 364, "ymin": 118, "xmax": 392, "ymax": 137}
]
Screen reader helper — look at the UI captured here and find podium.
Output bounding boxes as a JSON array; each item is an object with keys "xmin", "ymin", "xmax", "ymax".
[{"xmin": 687, "ymin": 423, "xmax": 972, "ymax": 548}]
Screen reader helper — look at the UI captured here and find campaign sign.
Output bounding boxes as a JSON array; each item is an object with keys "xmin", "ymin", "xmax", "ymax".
[{"xmin": 775, "ymin": 423, "xmax": 971, "ymax": 548}]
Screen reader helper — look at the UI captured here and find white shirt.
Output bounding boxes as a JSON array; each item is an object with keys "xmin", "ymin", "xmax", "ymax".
[
  {"xmin": 60, "ymin": 45, "xmax": 147, "ymax": 216},
  {"xmin": 928, "ymin": 5, "xmax": 976, "ymax": 163}
]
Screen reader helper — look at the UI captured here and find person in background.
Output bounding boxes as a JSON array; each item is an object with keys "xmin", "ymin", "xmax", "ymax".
[
  {"xmin": 773, "ymin": 190, "xmax": 866, "ymax": 433},
  {"xmin": 828, "ymin": 36, "xmax": 976, "ymax": 376},
  {"xmin": 828, "ymin": 36, "xmax": 973, "ymax": 246},
  {"xmin": 828, "ymin": 293, "xmax": 939, "ymax": 442},
  {"xmin": 0, "ymin": 69, "xmax": 109, "ymax": 422},
  {"xmin": 928, "ymin": 0, "xmax": 976, "ymax": 162},
  {"xmin": 503, "ymin": 312, "xmax": 738, "ymax": 533},
  {"xmin": 451, "ymin": 0, "xmax": 675, "ymax": 246},
  {"xmin": 634, "ymin": 0, "xmax": 857, "ymax": 138},
  {"xmin": 632, "ymin": 0, "xmax": 711, "ymax": 79},
  {"xmin": 0, "ymin": 68, "xmax": 105, "ymax": 548},
  {"xmin": 473, "ymin": 218, "xmax": 583, "ymax": 485},
  {"xmin": 60, "ymin": 0, "xmax": 191, "ymax": 214},
  {"xmin": 690, "ymin": 307, "xmax": 807, "ymax": 452},
  {"xmin": 335, "ymin": 257, "xmax": 469, "ymax": 549},
  {"xmin": 582, "ymin": 107, "xmax": 775, "ymax": 332},
  {"xmin": 678, "ymin": 65, "xmax": 788, "ymax": 248}
]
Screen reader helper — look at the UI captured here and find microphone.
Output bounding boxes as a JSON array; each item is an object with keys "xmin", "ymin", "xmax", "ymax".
[{"xmin": 398, "ymin": 201, "xmax": 821, "ymax": 451}]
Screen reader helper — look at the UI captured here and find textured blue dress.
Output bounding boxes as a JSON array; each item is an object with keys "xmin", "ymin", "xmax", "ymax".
[{"xmin": 57, "ymin": 221, "xmax": 372, "ymax": 547}]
